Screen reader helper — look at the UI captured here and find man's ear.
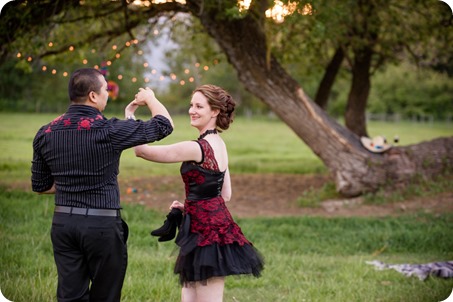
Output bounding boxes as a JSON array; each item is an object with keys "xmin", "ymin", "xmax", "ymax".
[{"xmin": 88, "ymin": 91, "xmax": 97, "ymax": 104}]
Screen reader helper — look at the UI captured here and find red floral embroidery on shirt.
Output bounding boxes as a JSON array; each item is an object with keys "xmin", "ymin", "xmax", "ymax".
[
  {"xmin": 44, "ymin": 126, "xmax": 52, "ymax": 133},
  {"xmin": 78, "ymin": 117, "xmax": 95, "ymax": 130},
  {"xmin": 63, "ymin": 118, "xmax": 71, "ymax": 126},
  {"xmin": 51, "ymin": 114, "xmax": 64, "ymax": 125}
]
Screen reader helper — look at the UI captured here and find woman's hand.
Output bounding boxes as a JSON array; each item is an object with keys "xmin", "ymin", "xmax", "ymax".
[
  {"xmin": 125, "ymin": 99, "xmax": 139, "ymax": 119},
  {"xmin": 135, "ymin": 87, "xmax": 156, "ymax": 106},
  {"xmin": 170, "ymin": 200, "xmax": 184, "ymax": 211}
]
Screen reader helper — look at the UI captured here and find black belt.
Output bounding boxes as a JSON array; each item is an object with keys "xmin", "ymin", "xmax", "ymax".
[{"xmin": 54, "ymin": 206, "xmax": 121, "ymax": 217}]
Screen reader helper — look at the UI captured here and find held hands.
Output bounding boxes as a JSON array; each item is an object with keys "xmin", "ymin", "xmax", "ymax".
[
  {"xmin": 135, "ymin": 87, "xmax": 156, "ymax": 106},
  {"xmin": 125, "ymin": 87, "xmax": 156, "ymax": 119}
]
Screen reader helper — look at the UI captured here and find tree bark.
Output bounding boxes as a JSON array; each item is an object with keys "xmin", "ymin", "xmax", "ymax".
[
  {"xmin": 344, "ymin": 46, "xmax": 373, "ymax": 138},
  {"xmin": 187, "ymin": 0, "xmax": 453, "ymax": 196},
  {"xmin": 314, "ymin": 47, "xmax": 344, "ymax": 109}
]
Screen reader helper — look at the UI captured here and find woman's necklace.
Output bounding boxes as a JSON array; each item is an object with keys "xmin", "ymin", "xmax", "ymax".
[{"xmin": 198, "ymin": 129, "xmax": 218, "ymax": 140}]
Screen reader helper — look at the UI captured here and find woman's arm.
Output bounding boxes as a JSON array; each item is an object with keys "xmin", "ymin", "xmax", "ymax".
[
  {"xmin": 221, "ymin": 168, "xmax": 232, "ymax": 202},
  {"xmin": 134, "ymin": 141, "xmax": 202, "ymax": 163}
]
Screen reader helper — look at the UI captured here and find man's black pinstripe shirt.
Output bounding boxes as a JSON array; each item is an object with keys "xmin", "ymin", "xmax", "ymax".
[{"xmin": 31, "ymin": 105, "xmax": 173, "ymax": 209}]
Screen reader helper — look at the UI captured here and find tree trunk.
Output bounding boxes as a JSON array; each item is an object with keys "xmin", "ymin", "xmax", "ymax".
[
  {"xmin": 314, "ymin": 47, "xmax": 344, "ymax": 109},
  {"xmin": 344, "ymin": 46, "xmax": 373, "ymax": 138},
  {"xmin": 188, "ymin": 1, "xmax": 453, "ymax": 196}
]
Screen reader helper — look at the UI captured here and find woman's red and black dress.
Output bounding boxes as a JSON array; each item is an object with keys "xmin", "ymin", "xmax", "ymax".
[{"xmin": 174, "ymin": 139, "xmax": 264, "ymax": 285}]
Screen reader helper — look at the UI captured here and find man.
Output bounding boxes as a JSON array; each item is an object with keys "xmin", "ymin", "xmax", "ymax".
[{"xmin": 31, "ymin": 68, "xmax": 173, "ymax": 301}]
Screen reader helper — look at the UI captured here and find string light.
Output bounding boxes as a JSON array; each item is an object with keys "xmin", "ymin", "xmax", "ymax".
[{"xmin": 15, "ymin": 37, "xmax": 221, "ymax": 88}]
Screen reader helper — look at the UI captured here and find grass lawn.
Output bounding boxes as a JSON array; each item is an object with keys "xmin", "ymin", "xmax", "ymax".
[{"xmin": 1, "ymin": 189, "xmax": 452, "ymax": 302}]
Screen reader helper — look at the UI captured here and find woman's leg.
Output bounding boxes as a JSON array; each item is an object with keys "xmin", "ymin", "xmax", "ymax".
[
  {"xmin": 195, "ymin": 277, "xmax": 225, "ymax": 302},
  {"xmin": 181, "ymin": 285, "xmax": 196, "ymax": 302}
]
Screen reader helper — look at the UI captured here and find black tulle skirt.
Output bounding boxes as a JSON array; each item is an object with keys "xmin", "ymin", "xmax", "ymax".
[
  {"xmin": 174, "ymin": 213, "xmax": 264, "ymax": 285},
  {"xmin": 174, "ymin": 242, "xmax": 264, "ymax": 285}
]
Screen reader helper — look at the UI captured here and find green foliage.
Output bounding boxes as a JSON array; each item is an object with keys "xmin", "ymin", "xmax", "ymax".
[
  {"xmin": 368, "ymin": 63, "xmax": 453, "ymax": 119},
  {"xmin": 1, "ymin": 187, "xmax": 452, "ymax": 301},
  {"xmin": 159, "ymin": 16, "xmax": 267, "ymax": 115},
  {"xmin": 1, "ymin": 0, "xmax": 452, "ymax": 121}
]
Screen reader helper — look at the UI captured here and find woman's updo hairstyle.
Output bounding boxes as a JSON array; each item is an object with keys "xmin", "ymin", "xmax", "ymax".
[{"xmin": 193, "ymin": 84, "xmax": 236, "ymax": 132}]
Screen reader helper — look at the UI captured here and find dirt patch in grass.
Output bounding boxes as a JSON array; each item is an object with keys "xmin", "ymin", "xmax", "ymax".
[{"xmin": 120, "ymin": 174, "xmax": 453, "ymax": 218}]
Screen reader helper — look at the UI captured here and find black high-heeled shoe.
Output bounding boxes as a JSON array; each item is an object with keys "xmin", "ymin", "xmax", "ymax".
[{"xmin": 150, "ymin": 208, "xmax": 183, "ymax": 241}]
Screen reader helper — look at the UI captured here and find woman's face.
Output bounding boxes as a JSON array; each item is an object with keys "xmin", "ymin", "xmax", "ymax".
[{"xmin": 188, "ymin": 91, "xmax": 218, "ymax": 130}]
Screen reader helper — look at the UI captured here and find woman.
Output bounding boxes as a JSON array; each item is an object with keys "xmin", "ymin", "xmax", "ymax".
[{"xmin": 134, "ymin": 84, "xmax": 264, "ymax": 302}]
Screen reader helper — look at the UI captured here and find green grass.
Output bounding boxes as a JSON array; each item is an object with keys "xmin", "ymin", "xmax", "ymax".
[
  {"xmin": 1, "ymin": 113, "xmax": 452, "ymax": 186},
  {"xmin": 1, "ymin": 188, "xmax": 452, "ymax": 301}
]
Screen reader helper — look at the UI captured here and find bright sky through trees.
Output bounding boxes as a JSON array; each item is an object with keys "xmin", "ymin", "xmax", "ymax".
[{"xmin": 129, "ymin": 0, "xmax": 313, "ymax": 23}]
